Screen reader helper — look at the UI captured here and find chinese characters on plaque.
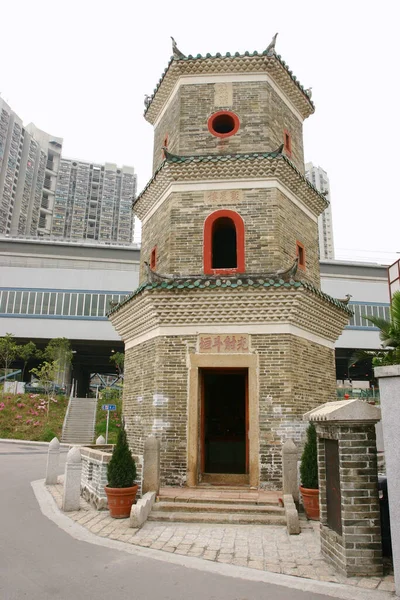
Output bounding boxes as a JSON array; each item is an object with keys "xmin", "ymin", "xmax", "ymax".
[
  {"xmin": 198, "ymin": 334, "xmax": 250, "ymax": 353},
  {"xmin": 214, "ymin": 83, "xmax": 233, "ymax": 107},
  {"xmin": 204, "ymin": 190, "xmax": 243, "ymax": 205}
]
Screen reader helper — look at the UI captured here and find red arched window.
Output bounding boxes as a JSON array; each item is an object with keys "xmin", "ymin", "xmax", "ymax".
[{"xmin": 203, "ymin": 210, "xmax": 245, "ymax": 275}]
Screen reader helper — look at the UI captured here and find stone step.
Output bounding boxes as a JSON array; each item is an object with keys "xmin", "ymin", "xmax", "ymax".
[
  {"xmin": 153, "ymin": 501, "xmax": 284, "ymax": 514},
  {"xmin": 148, "ymin": 511, "xmax": 286, "ymax": 525},
  {"xmin": 158, "ymin": 495, "xmax": 279, "ymax": 506}
]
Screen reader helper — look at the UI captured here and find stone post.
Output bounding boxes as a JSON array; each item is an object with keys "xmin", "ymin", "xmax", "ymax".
[
  {"xmin": 282, "ymin": 439, "xmax": 299, "ymax": 502},
  {"xmin": 142, "ymin": 436, "xmax": 160, "ymax": 495},
  {"xmin": 96, "ymin": 435, "xmax": 106, "ymax": 445},
  {"xmin": 375, "ymin": 364, "xmax": 400, "ymax": 595},
  {"xmin": 305, "ymin": 399, "xmax": 382, "ymax": 578},
  {"xmin": 62, "ymin": 446, "xmax": 82, "ymax": 512},
  {"xmin": 45, "ymin": 437, "xmax": 60, "ymax": 485}
]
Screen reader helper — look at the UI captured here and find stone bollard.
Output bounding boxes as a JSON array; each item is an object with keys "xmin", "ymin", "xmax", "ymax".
[
  {"xmin": 45, "ymin": 437, "xmax": 60, "ymax": 485},
  {"xmin": 96, "ymin": 435, "xmax": 106, "ymax": 445},
  {"xmin": 142, "ymin": 436, "xmax": 160, "ymax": 495},
  {"xmin": 62, "ymin": 446, "xmax": 82, "ymax": 512},
  {"xmin": 282, "ymin": 439, "xmax": 299, "ymax": 502}
]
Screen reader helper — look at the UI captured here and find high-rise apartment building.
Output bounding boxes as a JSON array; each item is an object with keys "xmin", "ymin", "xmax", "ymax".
[
  {"xmin": 0, "ymin": 98, "xmax": 62, "ymax": 237},
  {"xmin": 305, "ymin": 162, "xmax": 335, "ymax": 260},
  {"xmin": 0, "ymin": 98, "xmax": 136, "ymax": 244},
  {"xmin": 51, "ymin": 160, "xmax": 136, "ymax": 244}
]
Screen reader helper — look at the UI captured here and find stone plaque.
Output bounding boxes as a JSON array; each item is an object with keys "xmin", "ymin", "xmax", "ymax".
[
  {"xmin": 214, "ymin": 83, "xmax": 233, "ymax": 107},
  {"xmin": 198, "ymin": 334, "xmax": 250, "ymax": 353},
  {"xmin": 204, "ymin": 190, "xmax": 243, "ymax": 205}
]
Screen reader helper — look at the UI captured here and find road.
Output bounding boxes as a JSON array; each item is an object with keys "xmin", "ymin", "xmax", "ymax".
[{"xmin": 0, "ymin": 442, "xmax": 363, "ymax": 600}]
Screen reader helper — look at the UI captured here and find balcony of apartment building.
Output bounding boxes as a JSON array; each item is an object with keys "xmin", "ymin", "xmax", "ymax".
[
  {"xmin": 37, "ymin": 211, "xmax": 51, "ymax": 234},
  {"xmin": 40, "ymin": 193, "xmax": 53, "ymax": 215},
  {"xmin": 43, "ymin": 176, "xmax": 55, "ymax": 195}
]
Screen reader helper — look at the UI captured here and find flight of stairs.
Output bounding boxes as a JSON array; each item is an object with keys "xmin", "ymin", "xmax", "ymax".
[
  {"xmin": 61, "ymin": 397, "xmax": 97, "ymax": 445},
  {"xmin": 148, "ymin": 487, "xmax": 286, "ymax": 525}
]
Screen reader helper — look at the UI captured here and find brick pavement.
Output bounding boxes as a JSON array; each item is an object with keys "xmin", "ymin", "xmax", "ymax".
[{"xmin": 47, "ymin": 481, "xmax": 394, "ymax": 594}]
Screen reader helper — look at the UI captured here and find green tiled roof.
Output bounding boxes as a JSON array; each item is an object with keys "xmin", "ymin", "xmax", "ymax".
[
  {"xmin": 107, "ymin": 276, "xmax": 353, "ymax": 316},
  {"xmin": 144, "ymin": 50, "xmax": 313, "ymax": 117},
  {"xmin": 133, "ymin": 149, "xmax": 327, "ymax": 207}
]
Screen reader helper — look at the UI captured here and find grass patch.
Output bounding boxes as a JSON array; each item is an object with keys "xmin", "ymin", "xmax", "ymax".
[
  {"xmin": 95, "ymin": 389, "xmax": 123, "ymax": 444},
  {"xmin": 0, "ymin": 392, "xmax": 68, "ymax": 441}
]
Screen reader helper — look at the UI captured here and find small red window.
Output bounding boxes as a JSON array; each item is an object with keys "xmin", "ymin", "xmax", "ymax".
[
  {"xmin": 284, "ymin": 129, "xmax": 292, "ymax": 156},
  {"xmin": 150, "ymin": 246, "xmax": 157, "ymax": 270},
  {"xmin": 208, "ymin": 111, "xmax": 240, "ymax": 138},
  {"xmin": 296, "ymin": 241, "xmax": 305, "ymax": 270},
  {"xmin": 162, "ymin": 134, "xmax": 169, "ymax": 158}
]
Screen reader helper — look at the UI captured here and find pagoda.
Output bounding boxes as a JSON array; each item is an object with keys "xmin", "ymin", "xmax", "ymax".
[{"xmin": 109, "ymin": 36, "xmax": 350, "ymax": 490}]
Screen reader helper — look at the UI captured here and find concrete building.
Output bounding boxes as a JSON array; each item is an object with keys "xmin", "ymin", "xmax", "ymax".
[
  {"xmin": 51, "ymin": 159, "xmax": 136, "ymax": 244},
  {"xmin": 0, "ymin": 98, "xmax": 62, "ymax": 237},
  {"xmin": 320, "ymin": 259, "xmax": 390, "ymax": 383},
  {"xmin": 0, "ymin": 236, "xmax": 140, "ymax": 394},
  {"xmin": 305, "ymin": 162, "xmax": 335, "ymax": 260},
  {"xmin": 0, "ymin": 98, "xmax": 136, "ymax": 244}
]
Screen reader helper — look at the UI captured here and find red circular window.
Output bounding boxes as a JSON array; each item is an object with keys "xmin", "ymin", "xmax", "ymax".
[{"xmin": 208, "ymin": 111, "xmax": 240, "ymax": 138}]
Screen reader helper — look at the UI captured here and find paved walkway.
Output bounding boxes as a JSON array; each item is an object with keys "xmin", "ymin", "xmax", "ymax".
[{"xmin": 47, "ymin": 481, "xmax": 395, "ymax": 594}]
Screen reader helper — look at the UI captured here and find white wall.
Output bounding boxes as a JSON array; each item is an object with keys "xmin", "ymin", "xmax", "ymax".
[
  {"xmin": 3, "ymin": 266, "xmax": 139, "ymax": 292},
  {"xmin": 0, "ymin": 316, "xmax": 121, "ymax": 341}
]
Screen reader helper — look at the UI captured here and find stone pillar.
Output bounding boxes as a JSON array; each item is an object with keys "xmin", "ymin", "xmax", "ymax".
[
  {"xmin": 282, "ymin": 439, "xmax": 299, "ymax": 502},
  {"xmin": 45, "ymin": 437, "xmax": 60, "ymax": 485},
  {"xmin": 142, "ymin": 436, "xmax": 160, "ymax": 495},
  {"xmin": 62, "ymin": 446, "xmax": 82, "ymax": 512},
  {"xmin": 305, "ymin": 399, "xmax": 382, "ymax": 578},
  {"xmin": 375, "ymin": 365, "xmax": 400, "ymax": 595}
]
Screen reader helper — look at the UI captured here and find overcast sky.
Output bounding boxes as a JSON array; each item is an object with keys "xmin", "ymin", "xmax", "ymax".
[{"xmin": 2, "ymin": 1, "xmax": 399, "ymax": 264}]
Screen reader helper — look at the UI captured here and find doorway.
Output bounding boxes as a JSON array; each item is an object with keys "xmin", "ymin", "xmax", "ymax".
[{"xmin": 201, "ymin": 369, "xmax": 248, "ymax": 480}]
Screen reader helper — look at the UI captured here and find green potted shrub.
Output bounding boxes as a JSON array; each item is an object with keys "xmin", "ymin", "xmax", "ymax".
[
  {"xmin": 299, "ymin": 422, "xmax": 319, "ymax": 520},
  {"xmin": 105, "ymin": 425, "xmax": 138, "ymax": 518}
]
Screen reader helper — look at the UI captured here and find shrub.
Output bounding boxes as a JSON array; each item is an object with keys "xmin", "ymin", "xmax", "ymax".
[
  {"xmin": 300, "ymin": 422, "xmax": 318, "ymax": 489},
  {"xmin": 106, "ymin": 426, "xmax": 136, "ymax": 488}
]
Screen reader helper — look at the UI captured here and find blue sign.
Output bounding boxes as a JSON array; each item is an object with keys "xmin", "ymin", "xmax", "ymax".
[{"xmin": 102, "ymin": 404, "xmax": 117, "ymax": 411}]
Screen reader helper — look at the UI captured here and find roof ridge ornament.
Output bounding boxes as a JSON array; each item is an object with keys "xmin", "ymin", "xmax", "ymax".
[
  {"xmin": 171, "ymin": 36, "xmax": 186, "ymax": 60},
  {"xmin": 336, "ymin": 294, "xmax": 352, "ymax": 305},
  {"xmin": 144, "ymin": 94, "xmax": 152, "ymax": 109},
  {"xmin": 265, "ymin": 33, "xmax": 278, "ymax": 56}
]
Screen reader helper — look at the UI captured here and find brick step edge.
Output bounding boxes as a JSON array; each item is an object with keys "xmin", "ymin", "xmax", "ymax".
[
  {"xmin": 153, "ymin": 501, "xmax": 285, "ymax": 514},
  {"xmin": 148, "ymin": 512, "xmax": 286, "ymax": 525}
]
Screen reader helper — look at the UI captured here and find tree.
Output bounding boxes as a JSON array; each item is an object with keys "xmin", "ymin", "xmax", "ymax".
[
  {"xmin": 30, "ymin": 360, "xmax": 59, "ymax": 415},
  {"xmin": 110, "ymin": 352, "xmax": 124, "ymax": 376},
  {"xmin": 107, "ymin": 425, "xmax": 136, "ymax": 488},
  {"xmin": 18, "ymin": 341, "xmax": 41, "ymax": 379},
  {"xmin": 44, "ymin": 338, "xmax": 73, "ymax": 386},
  {"xmin": 300, "ymin": 423, "xmax": 318, "ymax": 489},
  {"xmin": 44, "ymin": 338, "xmax": 73, "ymax": 364},
  {"xmin": 0, "ymin": 333, "xmax": 19, "ymax": 384},
  {"xmin": 361, "ymin": 290, "xmax": 400, "ymax": 367}
]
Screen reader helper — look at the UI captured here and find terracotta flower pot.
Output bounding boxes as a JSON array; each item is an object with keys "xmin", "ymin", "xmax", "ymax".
[
  {"xmin": 300, "ymin": 486, "xmax": 320, "ymax": 520},
  {"xmin": 105, "ymin": 484, "xmax": 138, "ymax": 518}
]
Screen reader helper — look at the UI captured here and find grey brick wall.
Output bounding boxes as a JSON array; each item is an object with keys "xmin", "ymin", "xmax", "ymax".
[{"xmin": 316, "ymin": 423, "xmax": 383, "ymax": 577}]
